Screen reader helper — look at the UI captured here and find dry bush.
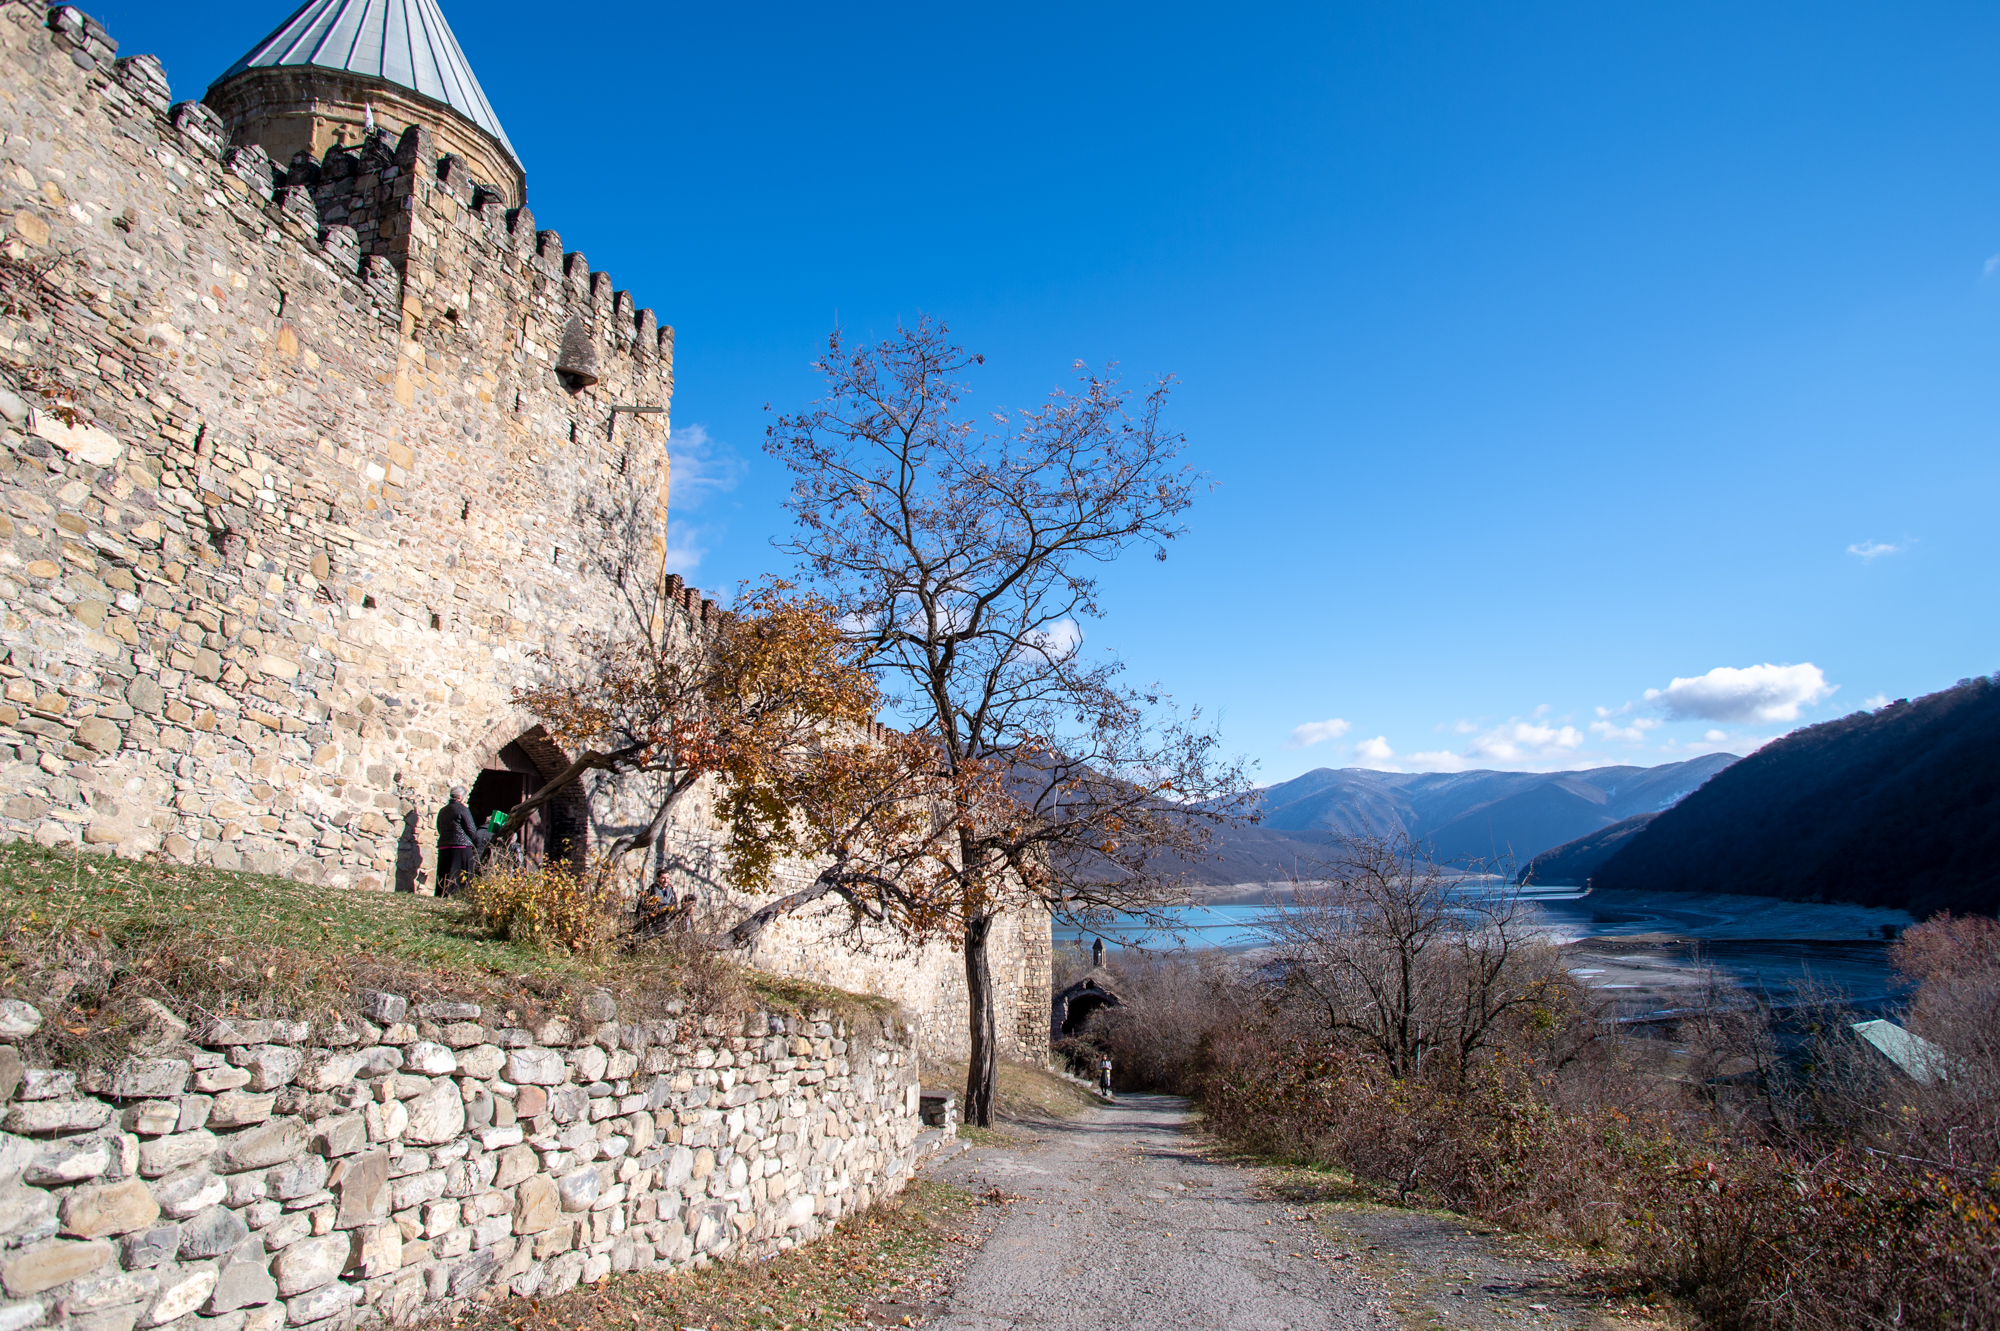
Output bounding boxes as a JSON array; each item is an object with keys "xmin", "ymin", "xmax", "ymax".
[
  {"xmin": 1630, "ymin": 1148, "xmax": 2000, "ymax": 1330},
  {"xmin": 1198, "ymin": 1015, "xmax": 1649, "ymax": 1247},
  {"xmin": 1078, "ymin": 948, "xmax": 1248, "ymax": 1094},
  {"xmin": 1890, "ymin": 913, "xmax": 2000, "ymax": 1169},
  {"xmin": 465, "ymin": 860, "xmax": 625, "ymax": 956}
]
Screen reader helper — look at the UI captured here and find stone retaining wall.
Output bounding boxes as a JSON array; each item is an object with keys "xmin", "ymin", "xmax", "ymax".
[{"xmin": 0, "ymin": 988, "xmax": 932, "ymax": 1331}]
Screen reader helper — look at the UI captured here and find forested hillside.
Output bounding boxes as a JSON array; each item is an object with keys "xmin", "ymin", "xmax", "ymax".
[
  {"xmin": 1591, "ymin": 675, "xmax": 2000, "ymax": 916},
  {"xmin": 1516, "ymin": 812, "xmax": 1657, "ymax": 885}
]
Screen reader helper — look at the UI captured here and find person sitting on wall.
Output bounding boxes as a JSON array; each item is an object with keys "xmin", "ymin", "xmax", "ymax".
[
  {"xmin": 435, "ymin": 786, "xmax": 479, "ymax": 897},
  {"xmin": 633, "ymin": 868, "xmax": 683, "ymax": 938}
]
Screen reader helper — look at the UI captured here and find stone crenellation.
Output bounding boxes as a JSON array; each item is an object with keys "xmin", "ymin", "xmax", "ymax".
[{"xmin": 0, "ymin": 989, "xmax": 942, "ymax": 1331}]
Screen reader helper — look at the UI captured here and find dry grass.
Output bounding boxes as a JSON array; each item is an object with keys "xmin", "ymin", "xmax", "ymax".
[
  {"xmin": 933, "ymin": 1058, "xmax": 1106, "ymax": 1124},
  {"xmin": 0, "ymin": 840, "xmax": 892, "ymax": 1070},
  {"xmin": 436, "ymin": 1180, "xmax": 993, "ymax": 1331}
]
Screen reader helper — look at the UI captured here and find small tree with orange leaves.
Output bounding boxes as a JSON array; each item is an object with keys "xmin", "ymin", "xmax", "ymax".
[{"xmin": 500, "ymin": 583, "xmax": 879, "ymax": 868}]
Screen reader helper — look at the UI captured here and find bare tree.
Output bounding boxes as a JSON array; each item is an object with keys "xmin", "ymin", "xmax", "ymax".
[
  {"xmin": 1262, "ymin": 832, "xmax": 1568, "ymax": 1083},
  {"xmin": 763, "ymin": 318, "xmax": 1252, "ymax": 1125}
]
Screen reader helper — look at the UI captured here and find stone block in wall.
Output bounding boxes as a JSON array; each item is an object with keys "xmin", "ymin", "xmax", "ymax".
[
  {"xmin": 59, "ymin": 1180, "xmax": 158, "ymax": 1239},
  {"xmin": 152, "ymin": 1170, "xmax": 224, "ymax": 1220},
  {"xmin": 400, "ymin": 1084, "xmax": 461, "ymax": 1147},
  {"xmin": 89, "ymin": 1061, "xmax": 189, "ymax": 1100},
  {"xmin": 2, "ymin": 1238, "xmax": 113, "ymax": 1296},
  {"xmin": 7, "ymin": 1100, "xmax": 111, "ymax": 1135},
  {"xmin": 26, "ymin": 1136, "xmax": 113, "ymax": 1186},
  {"xmin": 120, "ymin": 1226, "xmax": 180, "ymax": 1270},
  {"xmin": 206, "ymin": 1093, "xmax": 274, "ymax": 1131},
  {"xmin": 148, "ymin": 1261, "xmax": 219, "ymax": 1324},
  {"xmin": 327, "ymin": 1153, "xmax": 386, "ymax": 1230},
  {"xmin": 0, "ymin": 1006, "xmax": 40, "ymax": 1041},
  {"xmin": 168, "ymin": 103, "xmax": 227, "ymax": 159},
  {"xmin": 501, "ymin": 1050, "xmax": 563, "ymax": 1086},
  {"xmin": 202, "ymin": 1236, "xmax": 275, "ymax": 1314},
  {"xmin": 176, "ymin": 1206, "xmax": 247, "ymax": 1260},
  {"xmin": 225, "ymin": 1049, "xmax": 302, "ymax": 1095},
  {"xmin": 268, "ymin": 1233, "xmax": 345, "ymax": 1297},
  {"xmin": 215, "ymin": 1119, "xmax": 305, "ymax": 1175}
]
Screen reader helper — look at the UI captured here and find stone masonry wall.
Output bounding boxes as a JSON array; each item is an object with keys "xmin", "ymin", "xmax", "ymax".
[
  {"xmin": 0, "ymin": 0, "xmax": 678, "ymax": 884},
  {"xmin": 0, "ymin": 987, "xmax": 934, "ymax": 1331},
  {"xmin": 745, "ymin": 901, "xmax": 1052, "ymax": 1068}
]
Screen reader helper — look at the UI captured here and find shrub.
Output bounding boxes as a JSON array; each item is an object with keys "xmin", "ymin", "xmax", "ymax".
[{"xmin": 465, "ymin": 861, "xmax": 624, "ymax": 956}]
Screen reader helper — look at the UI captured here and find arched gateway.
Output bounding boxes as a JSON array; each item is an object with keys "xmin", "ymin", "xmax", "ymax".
[{"xmin": 467, "ymin": 726, "xmax": 588, "ymax": 869}]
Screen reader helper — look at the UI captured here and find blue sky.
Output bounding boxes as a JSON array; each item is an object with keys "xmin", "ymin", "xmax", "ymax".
[{"xmin": 95, "ymin": 0, "xmax": 2000, "ymax": 783}]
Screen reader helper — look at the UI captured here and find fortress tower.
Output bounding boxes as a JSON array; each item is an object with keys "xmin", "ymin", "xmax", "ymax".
[{"xmin": 204, "ymin": 0, "xmax": 526, "ymax": 207}]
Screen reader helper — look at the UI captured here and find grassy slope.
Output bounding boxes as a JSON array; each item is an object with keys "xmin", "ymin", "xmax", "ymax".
[{"xmin": 0, "ymin": 840, "xmax": 883, "ymax": 1069}]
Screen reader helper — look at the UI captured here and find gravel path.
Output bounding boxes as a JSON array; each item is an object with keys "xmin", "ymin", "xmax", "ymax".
[{"xmin": 925, "ymin": 1095, "xmax": 1388, "ymax": 1331}]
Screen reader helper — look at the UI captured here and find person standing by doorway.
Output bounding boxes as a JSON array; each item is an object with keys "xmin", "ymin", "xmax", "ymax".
[{"xmin": 436, "ymin": 785, "xmax": 478, "ymax": 897}]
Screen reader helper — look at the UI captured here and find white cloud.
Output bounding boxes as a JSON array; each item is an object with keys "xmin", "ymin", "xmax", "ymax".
[
  {"xmin": 1464, "ymin": 720, "xmax": 1585, "ymax": 763},
  {"xmin": 1661, "ymin": 728, "xmax": 1769, "ymax": 756},
  {"xmin": 1403, "ymin": 749, "xmax": 1474, "ymax": 773},
  {"xmin": 660, "ymin": 526, "xmax": 709, "ymax": 577},
  {"xmin": 653, "ymin": 423, "xmax": 746, "ymax": 579},
  {"xmin": 1643, "ymin": 663, "xmax": 1835, "ymax": 724},
  {"xmin": 1451, "ymin": 719, "xmax": 1479, "ymax": 734},
  {"xmin": 1352, "ymin": 736, "xmax": 1397, "ymax": 769},
  {"xmin": 1286, "ymin": 718, "xmax": 1353, "ymax": 749},
  {"xmin": 666, "ymin": 423, "xmax": 745, "ymax": 510},
  {"xmin": 1020, "ymin": 618, "xmax": 1084, "ymax": 664},
  {"xmin": 1847, "ymin": 540, "xmax": 1903, "ymax": 560},
  {"xmin": 1985, "ymin": 253, "xmax": 2000, "ymax": 279},
  {"xmin": 1589, "ymin": 717, "xmax": 1661, "ymax": 744},
  {"xmin": 1864, "ymin": 693, "xmax": 1890, "ymax": 709}
]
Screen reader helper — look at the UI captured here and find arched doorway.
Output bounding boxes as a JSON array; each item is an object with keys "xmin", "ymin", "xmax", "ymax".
[
  {"xmin": 1051, "ymin": 976, "xmax": 1124, "ymax": 1040},
  {"xmin": 469, "ymin": 729, "xmax": 588, "ymax": 868}
]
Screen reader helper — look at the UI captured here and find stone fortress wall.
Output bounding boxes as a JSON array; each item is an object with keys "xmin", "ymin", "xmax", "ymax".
[
  {"xmin": 0, "ymin": 988, "xmax": 947, "ymax": 1331},
  {"xmin": 0, "ymin": 2, "xmax": 1048, "ymax": 1067}
]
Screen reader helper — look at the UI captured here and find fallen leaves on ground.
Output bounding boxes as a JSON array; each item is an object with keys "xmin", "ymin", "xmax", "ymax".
[{"xmin": 434, "ymin": 1181, "xmax": 995, "ymax": 1331}]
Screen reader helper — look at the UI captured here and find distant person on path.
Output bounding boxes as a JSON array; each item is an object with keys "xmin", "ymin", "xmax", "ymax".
[{"xmin": 435, "ymin": 786, "xmax": 478, "ymax": 896}]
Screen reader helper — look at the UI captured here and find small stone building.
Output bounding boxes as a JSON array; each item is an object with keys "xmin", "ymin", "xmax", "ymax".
[{"xmin": 0, "ymin": 0, "xmax": 1047, "ymax": 1064}]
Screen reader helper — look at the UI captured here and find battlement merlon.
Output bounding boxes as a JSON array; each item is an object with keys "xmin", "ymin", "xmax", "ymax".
[{"xmin": 39, "ymin": 5, "xmax": 673, "ymax": 391}]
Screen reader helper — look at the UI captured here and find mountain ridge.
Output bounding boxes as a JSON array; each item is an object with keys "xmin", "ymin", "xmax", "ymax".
[{"xmin": 1178, "ymin": 754, "xmax": 1739, "ymax": 885}]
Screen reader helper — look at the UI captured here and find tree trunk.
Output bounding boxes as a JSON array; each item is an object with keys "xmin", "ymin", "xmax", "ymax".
[{"xmin": 963, "ymin": 912, "xmax": 999, "ymax": 1128}]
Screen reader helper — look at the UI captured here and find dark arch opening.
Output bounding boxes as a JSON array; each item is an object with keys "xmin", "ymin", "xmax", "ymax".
[
  {"xmin": 1061, "ymin": 991, "xmax": 1115, "ymax": 1037},
  {"xmin": 470, "ymin": 733, "xmax": 588, "ymax": 869}
]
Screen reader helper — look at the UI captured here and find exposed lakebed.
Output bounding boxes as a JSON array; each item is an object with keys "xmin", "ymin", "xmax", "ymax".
[{"xmin": 1057, "ymin": 887, "xmax": 1916, "ymax": 1017}]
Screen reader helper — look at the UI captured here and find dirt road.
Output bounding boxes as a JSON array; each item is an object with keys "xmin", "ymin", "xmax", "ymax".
[{"xmin": 925, "ymin": 1095, "xmax": 1388, "ymax": 1331}]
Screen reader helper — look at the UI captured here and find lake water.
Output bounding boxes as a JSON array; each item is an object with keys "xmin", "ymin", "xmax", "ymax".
[{"xmin": 1054, "ymin": 886, "xmax": 1918, "ymax": 1011}]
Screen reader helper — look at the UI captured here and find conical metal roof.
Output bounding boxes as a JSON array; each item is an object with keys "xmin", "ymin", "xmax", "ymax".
[{"xmin": 216, "ymin": 0, "xmax": 519, "ymax": 167}]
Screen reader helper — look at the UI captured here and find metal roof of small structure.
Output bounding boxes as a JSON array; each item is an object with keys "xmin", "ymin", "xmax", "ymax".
[
  {"xmin": 215, "ymin": 0, "xmax": 519, "ymax": 167},
  {"xmin": 1851, "ymin": 1018, "xmax": 1950, "ymax": 1085}
]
